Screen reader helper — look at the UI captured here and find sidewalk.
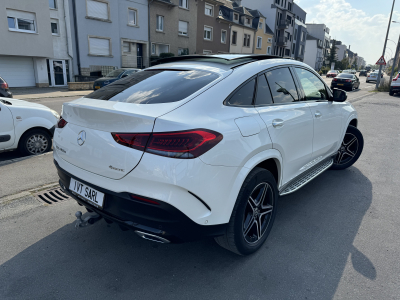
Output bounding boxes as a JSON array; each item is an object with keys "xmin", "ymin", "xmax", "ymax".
[{"xmin": 11, "ymin": 87, "xmax": 92, "ymax": 100}]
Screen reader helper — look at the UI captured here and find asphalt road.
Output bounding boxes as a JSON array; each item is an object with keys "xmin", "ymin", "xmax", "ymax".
[{"xmin": 1, "ymin": 86, "xmax": 400, "ymax": 299}]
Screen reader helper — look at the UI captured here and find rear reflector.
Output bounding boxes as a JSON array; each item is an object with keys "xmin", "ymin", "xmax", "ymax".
[
  {"xmin": 0, "ymin": 82, "xmax": 8, "ymax": 89},
  {"xmin": 112, "ymin": 129, "xmax": 223, "ymax": 159},
  {"xmin": 130, "ymin": 194, "xmax": 160, "ymax": 205},
  {"xmin": 57, "ymin": 117, "xmax": 68, "ymax": 128}
]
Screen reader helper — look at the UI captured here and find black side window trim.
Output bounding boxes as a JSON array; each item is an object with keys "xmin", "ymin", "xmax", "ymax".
[
  {"xmin": 224, "ymin": 75, "xmax": 257, "ymax": 107},
  {"xmin": 254, "ymin": 73, "xmax": 274, "ymax": 107}
]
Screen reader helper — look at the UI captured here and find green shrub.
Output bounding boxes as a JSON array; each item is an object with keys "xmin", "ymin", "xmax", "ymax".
[{"xmin": 159, "ymin": 52, "xmax": 175, "ymax": 58}]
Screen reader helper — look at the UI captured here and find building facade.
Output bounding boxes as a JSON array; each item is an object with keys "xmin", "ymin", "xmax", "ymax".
[
  {"xmin": 304, "ymin": 34, "xmax": 323, "ymax": 70},
  {"xmin": 248, "ymin": 9, "xmax": 274, "ymax": 55},
  {"xmin": 335, "ymin": 41, "xmax": 347, "ymax": 61},
  {"xmin": 69, "ymin": 0, "xmax": 149, "ymax": 79},
  {"xmin": 292, "ymin": 3, "xmax": 306, "ymax": 61},
  {"xmin": 305, "ymin": 23, "xmax": 331, "ymax": 67},
  {"xmin": 149, "ymin": 0, "xmax": 197, "ymax": 59},
  {"xmin": 0, "ymin": 0, "xmax": 72, "ymax": 87},
  {"xmin": 196, "ymin": 0, "xmax": 230, "ymax": 54}
]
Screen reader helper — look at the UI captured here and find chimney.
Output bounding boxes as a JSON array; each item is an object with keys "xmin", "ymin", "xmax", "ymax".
[{"xmin": 349, "ymin": 45, "xmax": 351, "ymax": 50}]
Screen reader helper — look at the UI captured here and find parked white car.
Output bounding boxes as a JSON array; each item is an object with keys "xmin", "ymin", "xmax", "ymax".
[
  {"xmin": 0, "ymin": 98, "xmax": 59, "ymax": 155},
  {"xmin": 54, "ymin": 54, "xmax": 364, "ymax": 255}
]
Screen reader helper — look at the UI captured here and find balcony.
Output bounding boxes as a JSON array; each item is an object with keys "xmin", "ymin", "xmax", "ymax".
[
  {"xmin": 277, "ymin": 36, "xmax": 288, "ymax": 46},
  {"xmin": 277, "ymin": 19, "xmax": 290, "ymax": 29}
]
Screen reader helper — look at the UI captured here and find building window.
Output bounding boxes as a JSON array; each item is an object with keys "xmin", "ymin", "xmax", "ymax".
[
  {"xmin": 288, "ymin": 2, "xmax": 292, "ymax": 11},
  {"xmin": 256, "ymin": 37, "xmax": 262, "ymax": 49},
  {"xmin": 205, "ymin": 3, "xmax": 213, "ymax": 16},
  {"xmin": 275, "ymin": 0, "xmax": 279, "ymax": 4},
  {"xmin": 123, "ymin": 41, "xmax": 130, "ymax": 52},
  {"xmin": 87, "ymin": 0, "xmax": 109, "ymax": 21},
  {"xmin": 232, "ymin": 31, "xmax": 237, "ymax": 45},
  {"xmin": 267, "ymin": 38, "xmax": 272, "ymax": 43},
  {"xmin": 151, "ymin": 43, "xmax": 169, "ymax": 55},
  {"xmin": 245, "ymin": 18, "xmax": 251, "ymax": 25},
  {"xmin": 89, "ymin": 36, "xmax": 111, "ymax": 56},
  {"xmin": 285, "ymin": 49, "xmax": 290, "ymax": 56},
  {"xmin": 233, "ymin": 13, "xmax": 239, "ymax": 22},
  {"xmin": 204, "ymin": 26, "xmax": 212, "ymax": 40},
  {"xmin": 156, "ymin": 15, "xmax": 164, "ymax": 31},
  {"xmin": 151, "ymin": 43, "xmax": 156, "ymax": 54},
  {"xmin": 179, "ymin": 0, "xmax": 188, "ymax": 9},
  {"xmin": 292, "ymin": 43, "xmax": 295, "ymax": 55},
  {"xmin": 243, "ymin": 34, "xmax": 250, "ymax": 47},
  {"xmin": 267, "ymin": 46, "xmax": 271, "ymax": 54},
  {"xmin": 178, "ymin": 48, "xmax": 189, "ymax": 56},
  {"xmin": 128, "ymin": 8, "xmax": 137, "ymax": 26},
  {"xmin": 203, "ymin": 50, "xmax": 212, "ymax": 54},
  {"xmin": 301, "ymin": 31, "xmax": 304, "ymax": 42},
  {"xmin": 51, "ymin": 19, "xmax": 59, "ymax": 35},
  {"xmin": 221, "ymin": 30, "xmax": 227, "ymax": 43},
  {"xmin": 259, "ymin": 22, "xmax": 263, "ymax": 29},
  {"xmin": 49, "ymin": 0, "xmax": 57, "ymax": 9},
  {"xmin": 300, "ymin": 44, "xmax": 304, "ymax": 55},
  {"xmin": 179, "ymin": 21, "xmax": 188, "ymax": 36},
  {"xmin": 7, "ymin": 10, "xmax": 36, "ymax": 33}
]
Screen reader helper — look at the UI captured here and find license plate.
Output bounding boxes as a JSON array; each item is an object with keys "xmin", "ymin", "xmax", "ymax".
[
  {"xmin": 95, "ymin": 86, "xmax": 101, "ymax": 89},
  {"xmin": 69, "ymin": 178, "xmax": 105, "ymax": 208},
  {"xmin": 338, "ymin": 84, "xmax": 344, "ymax": 86}
]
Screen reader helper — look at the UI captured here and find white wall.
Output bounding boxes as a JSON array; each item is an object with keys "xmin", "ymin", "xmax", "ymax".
[
  {"xmin": 304, "ymin": 40, "xmax": 318, "ymax": 70},
  {"xmin": 336, "ymin": 44, "xmax": 347, "ymax": 61}
]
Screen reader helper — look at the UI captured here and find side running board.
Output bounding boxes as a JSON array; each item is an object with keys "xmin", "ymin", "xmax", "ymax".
[{"xmin": 280, "ymin": 158, "xmax": 334, "ymax": 196}]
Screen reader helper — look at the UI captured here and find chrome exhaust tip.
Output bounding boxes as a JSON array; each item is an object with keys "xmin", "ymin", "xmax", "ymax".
[{"xmin": 135, "ymin": 230, "xmax": 170, "ymax": 244}]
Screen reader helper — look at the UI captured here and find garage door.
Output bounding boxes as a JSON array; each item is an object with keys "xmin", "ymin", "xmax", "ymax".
[{"xmin": 0, "ymin": 56, "xmax": 35, "ymax": 87}]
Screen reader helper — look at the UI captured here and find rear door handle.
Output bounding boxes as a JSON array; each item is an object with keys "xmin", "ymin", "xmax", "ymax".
[
  {"xmin": 272, "ymin": 119, "xmax": 284, "ymax": 128},
  {"xmin": 315, "ymin": 111, "xmax": 322, "ymax": 118}
]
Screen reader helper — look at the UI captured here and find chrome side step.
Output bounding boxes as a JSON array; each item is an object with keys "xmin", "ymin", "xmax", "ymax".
[{"xmin": 280, "ymin": 158, "xmax": 334, "ymax": 196}]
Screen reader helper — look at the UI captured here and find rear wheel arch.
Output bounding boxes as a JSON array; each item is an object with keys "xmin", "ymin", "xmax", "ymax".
[
  {"xmin": 349, "ymin": 118, "xmax": 358, "ymax": 128},
  {"xmin": 254, "ymin": 158, "xmax": 280, "ymax": 186}
]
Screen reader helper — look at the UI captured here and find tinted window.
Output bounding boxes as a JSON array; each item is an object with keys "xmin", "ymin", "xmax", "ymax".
[
  {"xmin": 265, "ymin": 68, "xmax": 298, "ymax": 103},
  {"xmin": 295, "ymin": 68, "xmax": 327, "ymax": 100},
  {"xmin": 255, "ymin": 74, "xmax": 273, "ymax": 105},
  {"xmin": 85, "ymin": 70, "xmax": 219, "ymax": 104},
  {"xmin": 228, "ymin": 78, "xmax": 256, "ymax": 106},
  {"xmin": 337, "ymin": 74, "xmax": 353, "ymax": 79},
  {"xmin": 124, "ymin": 70, "xmax": 138, "ymax": 76}
]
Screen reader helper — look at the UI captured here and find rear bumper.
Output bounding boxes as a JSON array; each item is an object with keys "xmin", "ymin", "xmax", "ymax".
[
  {"xmin": 55, "ymin": 161, "xmax": 227, "ymax": 242},
  {"xmin": 390, "ymin": 85, "xmax": 400, "ymax": 92},
  {"xmin": 331, "ymin": 83, "xmax": 352, "ymax": 89}
]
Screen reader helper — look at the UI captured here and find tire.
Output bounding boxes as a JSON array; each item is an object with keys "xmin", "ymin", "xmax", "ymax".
[
  {"xmin": 19, "ymin": 129, "xmax": 52, "ymax": 156},
  {"xmin": 389, "ymin": 89, "xmax": 394, "ymax": 96},
  {"xmin": 215, "ymin": 168, "xmax": 278, "ymax": 255},
  {"xmin": 331, "ymin": 125, "xmax": 364, "ymax": 170}
]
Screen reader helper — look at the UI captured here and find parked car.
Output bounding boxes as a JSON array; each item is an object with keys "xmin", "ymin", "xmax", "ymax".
[
  {"xmin": 331, "ymin": 73, "xmax": 360, "ymax": 91},
  {"xmin": 54, "ymin": 54, "xmax": 363, "ymax": 255},
  {"xmin": 359, "ymin": 70, "xmax": 368, "ymax": 76},
  {"xmin": 389, "ymin": 72, "xmax": 400, "ymax": 95},
  {"xmin": 0, "ymin": 76, "xmax": 12, "ymax": 98},
  {"xmin": 326, "ymin": 70, "xmax": 339, "ymax": 78},
  {"xmin": 366, "ymin": 72, "xmax": 383, "ymax": 83},
  {"xmin": 93, "ymin": 68, "xmax": 140, "ymax": 90},
  {"xmin": 342, "ymin": 69, "xmax": 352, "ymax": 74},
  {"xmin": 0, "ymin": 98, "xmax": 59, "ymax": 155}
]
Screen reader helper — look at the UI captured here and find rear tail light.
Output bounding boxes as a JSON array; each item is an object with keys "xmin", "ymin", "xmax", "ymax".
[
  {"xmin": 130, "ymin": 194, "xmax": 160, "ymax": 205},
  {"xmin": 0, "ymin": 82, "xmax": 8, "ymax": 89},
  {"xmin": 112, "ymin": 129, "xmax": 223, "ymax": 159},
  {"xmin": 333, "ymin": 78, "xmax": 337, "ymax": 81},
  {"xmin": 393, "ymin": 74, "xmax": 399, "ymax": 81},
  {"xmin": 345, "ymin": 79, "xmax": 352, "ymax": 82},
  {"xmin": 57, "ymin": 117, "xmax": 68, "ymax": 128}
]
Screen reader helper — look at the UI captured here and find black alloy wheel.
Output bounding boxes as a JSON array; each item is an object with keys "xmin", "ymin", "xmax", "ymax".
[
  {"xmin": 331, "ymin": 125, "xmax": 364, "ymax": 170},
  {"xmin": 215, "ymin": 168, "xmax": 278, "ymax": 255}
]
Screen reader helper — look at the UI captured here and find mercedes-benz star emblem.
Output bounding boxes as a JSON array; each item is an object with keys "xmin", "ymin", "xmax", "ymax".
[{"xmin": 77, "ymin": 131, "xmax": 86, "ymax": 146}]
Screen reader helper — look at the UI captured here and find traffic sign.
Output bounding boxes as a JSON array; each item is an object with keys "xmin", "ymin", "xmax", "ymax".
[{"xmin": 376, "ymin": 56, "xmax": 386, "ymax": 65}]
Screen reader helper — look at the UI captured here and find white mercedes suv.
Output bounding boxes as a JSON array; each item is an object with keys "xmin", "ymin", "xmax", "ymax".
[{"xmin": 54, "ymin": 55, "xmax": 363, "ymax": 255}]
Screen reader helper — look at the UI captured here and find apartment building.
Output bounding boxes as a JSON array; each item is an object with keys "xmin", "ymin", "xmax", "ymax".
[
  {"xmin": 69, "ymin": 0, "xmax": 148, "ymax": 78},
  {"xmin": 149, "ymin": 0, "xmax": 197, "ymax": 58},
  {"xmin": 0, "ymin": 0, "xmax": 72, "ymax": 87},
  {"xmin": 196, "ymin": 0, "xmax": 230, "ymax": 54},
  {"xmin": 305, "ymin": 23, "xmax": 331, "ymax": 65},
  {"xmin": 248, "ymin": 9, "xmax": 274, "ymax": 55},
  {"xmin": 304, "ymin": 34, "xmax": 323, "ymax": 70},
  {"xmin": 335, "ymin": 41, "xmax": 347, "ymax": 61},
  {"xmin": 292, "ymin": 3, "xmax": 306, "ymax": 61}
]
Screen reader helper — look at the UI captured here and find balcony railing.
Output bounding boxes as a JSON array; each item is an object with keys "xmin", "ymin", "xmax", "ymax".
[
  {"xmin": 277, "ymin": 19, "xmax": 290, "ymax": 29},
  {"xmin": 277, "ymin": 36, "xmax": 288, "ymax": 46}
]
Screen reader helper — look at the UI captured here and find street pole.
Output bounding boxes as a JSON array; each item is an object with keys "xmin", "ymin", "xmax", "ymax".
[{"xmin": 376, "ymin": 0, "xmax": 395, "ymax": 89}]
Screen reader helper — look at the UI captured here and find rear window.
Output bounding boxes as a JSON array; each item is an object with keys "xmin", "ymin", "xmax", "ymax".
[
  {"xmin": 337, "ymin": 74, "xmax": 353, "ymax": 79},
  {"xmin": 85, "ymin": 70, "xmax": 219, "ymax": 104}
]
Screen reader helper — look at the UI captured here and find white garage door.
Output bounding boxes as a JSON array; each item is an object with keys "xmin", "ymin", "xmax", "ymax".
[{"xmin": 0, "ymin": 56, "xmax": 36, "ymax": 87}]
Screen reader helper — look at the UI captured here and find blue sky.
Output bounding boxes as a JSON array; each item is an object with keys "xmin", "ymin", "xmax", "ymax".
[{"xmin": 296, "ymin": 0, "xmax": 400, "ymax": 65}]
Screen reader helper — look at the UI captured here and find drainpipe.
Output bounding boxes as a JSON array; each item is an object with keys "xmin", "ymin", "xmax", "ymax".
[
  {"xmin": 63, "ymin": 0, "xmax": 73, "ymax": 60},
  {"xmin": 72, "ymin": 0, "xmax": 81, "ymax": 76},
  {"xmin": 148, "ymin": 0, "xmax": 154, "ymax": 68}
]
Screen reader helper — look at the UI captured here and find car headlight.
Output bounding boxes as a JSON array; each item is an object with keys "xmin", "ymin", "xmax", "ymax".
[{"xmin": 50, "ymin": 109, "xmax": 60, "ymax": 119}]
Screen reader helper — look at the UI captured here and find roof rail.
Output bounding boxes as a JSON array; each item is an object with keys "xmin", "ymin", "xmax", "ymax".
[{"xmin": 150, "ymin": 54, "xmax": 292, "ymax": 67}]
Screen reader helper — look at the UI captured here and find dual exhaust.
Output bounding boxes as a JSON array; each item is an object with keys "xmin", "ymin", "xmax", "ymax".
[{"xmin": 135, "ymin": 230, "xmax": 170, "ymax": 244}]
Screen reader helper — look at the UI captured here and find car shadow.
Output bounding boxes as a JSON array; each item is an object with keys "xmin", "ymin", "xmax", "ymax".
[{"xmin": 0, "ymin": 167, "xmax": 372, "ymax": 299}]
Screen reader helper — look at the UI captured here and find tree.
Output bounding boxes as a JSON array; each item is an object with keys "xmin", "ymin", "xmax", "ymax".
[
  {"xmin": 329, "ymin": 39, "xmax": 337, "ymax": 65},
  {"xmin": 336, "ymin": 57, "xmax": 350, "ymax": 70}
]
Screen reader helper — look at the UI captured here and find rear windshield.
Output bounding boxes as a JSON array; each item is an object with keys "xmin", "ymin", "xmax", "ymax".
[
  {"xmin": 337, "ymin": 74, "xmax": 353, "ymax": 79},
  {"xmin": 85, "ymin": 70, "xmax": 219, "ymax": 104}
]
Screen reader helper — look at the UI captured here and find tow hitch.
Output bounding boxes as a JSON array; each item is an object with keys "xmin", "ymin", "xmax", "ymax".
[{"xmin": 75, "ymin": 211, "xmax": 102, "ymax": 228}]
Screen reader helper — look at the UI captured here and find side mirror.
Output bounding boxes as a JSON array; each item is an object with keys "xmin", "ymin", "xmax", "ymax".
[{"xmin": 332, "ymin": 88, "xmax": 347, "ymax": 102}]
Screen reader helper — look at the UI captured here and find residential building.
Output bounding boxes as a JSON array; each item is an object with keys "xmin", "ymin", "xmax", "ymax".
[
  {"xmin": 292, "ymin": 3, "xmax": 306, "ymax": 61},
  {"xmin": 69, "ymin": 0, "xmax": 149, "ymax": 79},
  {"xmin": 241, "ymin": 0, "xmax": 297, "ymax": 57},
  {"xmin": 303, "ymin": 34, "xmax": 323, "ymax": 70},
  {"xmin": 358, "ymin": 56, "xmax": 366, "ymax": 69},
  {"xmin": 219, "ymin": 1, "xmax": 256, "ymax": 54},
  {"xmin": 196, "ymin": 0, "xmax": 230, "ymax": 54},
  {"xmin": 149, "ymin": 0, "xmax": 197, "ymax": 58},
  {"xmin": 305, "ymin": 23, "xmax": 331, "ymax": 66},
  {"xmin": 347, "ymin": 47, "xmax": 357, "ymax": 68},
  {"xmin": 248, "ymin": 9, "xmax": 274, "ymax": 55},
  {"xmin": 335, "ymin": 41, "xmax": 347, "ymax": 61},
  {"xmin": 0, "ymin": 0, "xmax": 72, "ymax": 87}
]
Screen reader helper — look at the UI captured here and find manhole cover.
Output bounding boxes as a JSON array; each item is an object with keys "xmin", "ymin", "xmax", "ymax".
[{"xmin": 36, "ymin": 187, "xmax": 71, "ymax": 204}]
